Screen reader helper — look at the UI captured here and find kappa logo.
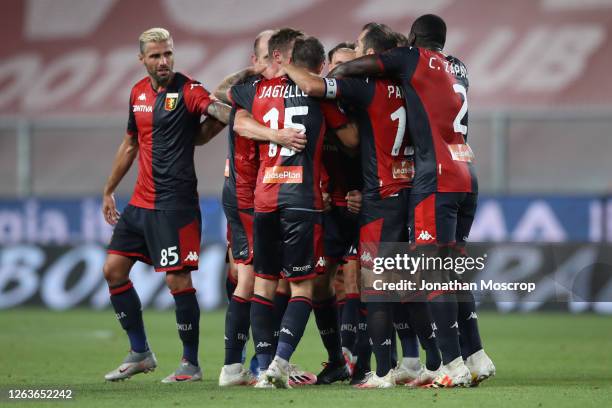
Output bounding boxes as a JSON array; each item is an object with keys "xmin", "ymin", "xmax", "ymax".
[
  {"xmin": 380, "ymin": 338, "xmax": 392, "ymax": 346},
  {"xmin": 418, "ymin": 230, "xmax": 435, "ymax": 241},
  {"xmin": 256, "ymin": 341, "xmax": 271, "ymax": 348},
  {"xmin": 428, "ymin": 331, "xmax": 436, "ymax": 339},
  {"xmin": 138, "ymin": 93, "xmax": 146, "ymax": 101},
  {"xmin": 316, "ymin": 257, "xmax": 326, "ymax": 268},
  {"xmin": 450, "ymin": 321, "xmax": 459, "ymax": 329},
  {"xmin": 360, "ymin": 251, "xmax": 373, "ymax": 263},
  {"xmin": 467, "ymin": 312, "xmax": 478, "ymax": 320},
  {"xmin": 280, "ymin": 327, "xmax": 294, "ymax": 337},
  {"xmin": 184, "ymin": 251, "xmax": 199, "ymax": 262}
]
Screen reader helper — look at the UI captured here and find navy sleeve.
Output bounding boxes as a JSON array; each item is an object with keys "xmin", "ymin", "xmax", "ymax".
[
  {"xmin": 323, "ymin": 77, "xmax": 373, "ymax": 109},
  {"xmin": 377, "ymin": 46, "xmax": 420, "ymax": 80},
  {"xmin": 126, "ymin": 90, "xmax": 137, "ymax": 136}
]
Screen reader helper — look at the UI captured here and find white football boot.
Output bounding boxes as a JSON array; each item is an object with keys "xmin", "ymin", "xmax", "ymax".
[
  {"xmin": 354, "ymin": 370, "xmax": 396, "ymax": 389},
  {"xmin": 265, "ymin": 357, "xmax": 292, "ymax": 389},
  {"xmin": 393, "ymin": 357, "xmax": 422, "ymax": 385},
  {"xmin": 431, "ymin": 357, "xmax": 472, "ymax": 388},
  {"xmin": 219, "ymin": 363, "xmax": 256, "ymax": 386},
  {"xmin": 465, "ymin": 349, "xmax": 496, "ymax": 386},
  {"xmin": 104, "ymin": 350, "xmax": 157, "ymax": 381}
]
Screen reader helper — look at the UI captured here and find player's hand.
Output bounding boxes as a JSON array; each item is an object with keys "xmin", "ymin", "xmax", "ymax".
[
  {"xmin": 102, "ymin": 193, "xmax": 120, "ymax": 225},
  {"xmin": 322, "ymin": 191, "xmax": 332, "ymax": 212},
  {"xmin": 274, "ymin": 128, "xmax": 307, "ymax": 152},
  {"xmin": 346, "ymin": 190, "xmax": 362, "ymax": 214}
]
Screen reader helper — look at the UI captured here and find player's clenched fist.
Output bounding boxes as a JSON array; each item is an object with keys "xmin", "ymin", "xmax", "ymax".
[{"xmin": 102, "ymin": 193, "xmax": 120, "ymax": 225}]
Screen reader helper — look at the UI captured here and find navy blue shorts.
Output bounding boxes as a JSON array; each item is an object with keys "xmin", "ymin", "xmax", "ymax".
[
  {"xmin": 323, "ymin": 205, "xmax": 359, "ymax": 263},
  {"xmin": 108, "ymin": 204, "xmax": 201, "ymax": 272}
]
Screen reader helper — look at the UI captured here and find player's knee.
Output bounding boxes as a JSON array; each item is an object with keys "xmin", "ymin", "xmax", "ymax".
[
  {"xmin": 291, "ymin": 279, "xmax": 314, "ymax": 299},
  {"xmin": 102, "ymin": 260, "xmax": 129, "ymax": 286},
  {"xmin": 165, "ymin": 271, "xmax": 193, "ymax": 292}
]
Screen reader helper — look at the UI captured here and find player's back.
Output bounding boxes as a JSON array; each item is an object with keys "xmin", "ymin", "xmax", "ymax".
[
  {"xmin": 379, "ymin": 47, "xmax": 477, "ymax": 194},
  {"xmin": 241, "ymin": 76, "xmax": 331, "ymax": 212}
]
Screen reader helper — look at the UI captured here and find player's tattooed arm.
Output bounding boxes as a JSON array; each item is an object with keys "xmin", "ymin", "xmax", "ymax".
[
  {"xmin": 206, "ymin": 100, "xmax": 231, "ymax": 125},
  {"xmin": 214, "ymin": 66, "xmax": 264, "ymax": 103},
  {"xmin": 102, "ymin": 134, "xmax": 139, "ymax": 225},
  {"xmin": 328, "ymin": 55, "xmax": 383, "ymax": 78},
  {"xmin": 234, "ymin": 109, "xmax": 307, "ymax": 152},
  {"xmin": 195, "ymin": 116, "xmax": 226, "ymax": 145},
  {"xmin": 282, "ymin": 63, "xmax": 326, "ymax": 97}
]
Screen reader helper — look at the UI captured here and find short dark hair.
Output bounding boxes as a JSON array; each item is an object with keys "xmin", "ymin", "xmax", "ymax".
[
  {"xmin": 267, "ymin": 27, "xmax": 304, "ymax": 59},
  {"xmin": 410, "ymin": 14, "xmax": 447, "ymax": 49},
  {"xmin": 327, "ymin": 41, "xmax": 355, "ymax": 63},
  {"xmin": 393, "ymin": 31, "xmax": 410, "ymax": 47},
  {"xmin": 292, "ymin": 36, "xmax": 325, "ymax": 71},
  {"xmin": 360, "ymin": 22, "xmax": 397, "ymax": 53}
]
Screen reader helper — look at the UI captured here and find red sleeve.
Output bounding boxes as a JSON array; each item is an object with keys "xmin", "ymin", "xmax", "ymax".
[
  {"xmin": 320, "ymin": 101, "xmax": 348, "ymax": 130},
  {"xmin": 183, "ymin": 81, "xmax": 212, "ymax": 115}
]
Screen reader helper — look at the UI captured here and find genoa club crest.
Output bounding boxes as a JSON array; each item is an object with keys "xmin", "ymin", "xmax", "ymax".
[{"xmin": 165, "ymin": 93, "xmax": 179, "ymax": 111}]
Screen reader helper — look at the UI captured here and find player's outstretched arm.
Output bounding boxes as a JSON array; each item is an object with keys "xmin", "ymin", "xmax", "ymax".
[
  {"xmin": 214, "ymin": 66, "xmax": 265, "ymax": 103},
  {"xmin": 328, "ymin": 55, "xmax": 383, "ymax": 78},
  {"xmin": 206, "ymin": 100, "xmax": 231, "ymax": 125},
  {"xmin": 234, "ymin": 109, "xmax": 306, "ymax": 152},
  {"xmin": 282, "ymin": 63, "xmax": 326, "ymax": 97},
  {"xmin": 102, "ymin": 133, "xmax": 139, "ymax": 225},
  {"xmin": 195, "ymin": 116, "xmax": 226, "ymax": 145}
]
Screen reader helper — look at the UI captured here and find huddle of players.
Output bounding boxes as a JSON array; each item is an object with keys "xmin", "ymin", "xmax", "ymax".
[{"xmin": 218, "ymin": 15, "xmax": 496, "ymax": 389}]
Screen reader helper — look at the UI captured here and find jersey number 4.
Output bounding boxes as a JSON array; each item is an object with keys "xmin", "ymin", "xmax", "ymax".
[{"xmin": 263, "ymin": 106, "xmax": 308, "ymax": 157}]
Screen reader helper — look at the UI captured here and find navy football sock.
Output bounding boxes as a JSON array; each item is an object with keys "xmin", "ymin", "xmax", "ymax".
[
  {"xmin": 341, "ymin": 294, "xmax": 359, "ymax": 352},
  {"xmin": 276, "ymin": 296, "xmax": 312, "ymax": 362},
  {"xmin": 337, "ymin": 299, "xmax": 345, "ymax": 330},
  {"xmin": 173, "ymin": 288, "xmax": 200, "ymax": 366},
  {"xmin": 314, "ymin": 296, "xmax": 344, "ymax": 364},
  {"xmin": 251, "ymin": 295, "xmax": 275, "ymax": 370},
  {"xmin": 224, "ymin": 295, "xmax": 251, "ymax": 365},
  {"xmin": 356, "ymin": 303, "xmax": 371, "ymax": 368},
  {"xmin": 393, "ymin": 302, "xmax": 419, "ymax": 358},
  {"xmin": 457, "ymin": 290, "xmax": 483, "ymax": 359},
  {"xmin": 109, "ymin": 281, "xmax": 149, "ymax": 353},
  {"xmin": 408, "ymin": 301, "xmax": 442, "ymax": 370},
  {"xmin": 367, "ymin": 302, "xmax": 393, "ymax": 377},
  {"xmin": 272, "ymin": 291, "xmax": 290, "ymax": 354},
  {"xmin": 428, "ymin": 292, "xmax": 461, "ymax": 365}
]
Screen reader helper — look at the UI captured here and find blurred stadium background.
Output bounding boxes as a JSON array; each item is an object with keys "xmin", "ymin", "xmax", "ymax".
[{"xmin": 1, "ymin": 0, "xmax": 612, "ymax": 314}]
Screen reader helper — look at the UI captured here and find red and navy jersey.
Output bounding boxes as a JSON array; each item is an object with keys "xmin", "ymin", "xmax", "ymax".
[
  {"xmin": 127, "ymin": 72, "xmax": 212, "ymax": 210},
  {"xmin": 324, "ymin": 77, "xmax": 414, "ymax": 200},
  {"xmin": 230, "ymin": 75, "xmax": 348, "ymax": 212},
  {"xmin": 377, "ymin": 47, "xmax": 478, "ymax": 194},
  {"xmin": 322, "ymin": 135, "xmax": 362, "ymax": 206},
  {"xmin": 222, "ymin": 77, "xmax": 261, "ymax": 210}
]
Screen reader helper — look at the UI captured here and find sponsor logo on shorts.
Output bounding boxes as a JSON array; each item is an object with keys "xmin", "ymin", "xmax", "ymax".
[
  {"xmin": 184, "ymin": 251, "xmax": 199, "ymax": 262},
  {"xmin": 263, "ymin": 166, "xmax": 303, "ymax": 184},
  {"xmin": 392, "ymin": 158, "xmax": 414, "ymax": 180},
  {"xmin": 448, "ymin": 143, "xmax": 475, "ymax": 162},
  {"xmin": 292, "ymin": 264, "xmax": 312, "ymax": 272},
  {"xmin": 417, "ymin": 230, "xmax": 435, "ymax": 243}
]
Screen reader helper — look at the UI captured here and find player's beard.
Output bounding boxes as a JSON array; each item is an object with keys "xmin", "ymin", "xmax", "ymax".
[{"xmin": 149, "ymin": 66, "xmax": 173, "ymax": 88}]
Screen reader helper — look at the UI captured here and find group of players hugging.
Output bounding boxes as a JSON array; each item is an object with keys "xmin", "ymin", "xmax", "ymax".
[{"xmin": 100, "ymin": 13, "xmax": 496, "ymax": 389}]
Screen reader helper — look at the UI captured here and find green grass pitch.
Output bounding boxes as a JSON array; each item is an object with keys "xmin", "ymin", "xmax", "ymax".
[{"xmin": 0, "ymin": 309, "xmax": 610, "ymax": 407}]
